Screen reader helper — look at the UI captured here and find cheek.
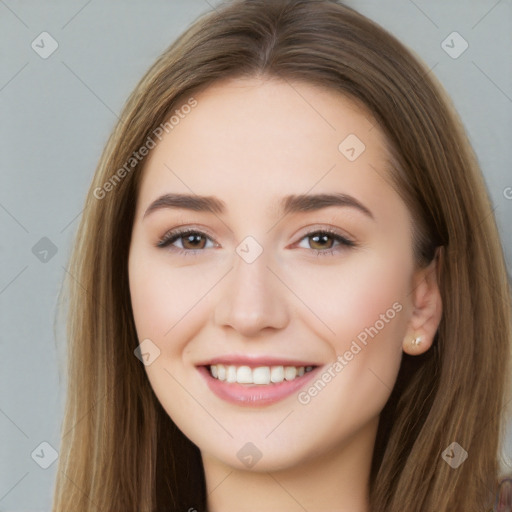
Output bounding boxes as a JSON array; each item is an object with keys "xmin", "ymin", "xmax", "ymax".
[
  {"xmin": 287, "ymin": 249, "xmax": 412, "ymax": 404},
  {"xmin": 280, "ymin": 254, "xmax": 412, "ymax": 450},
  {"xmin": 287, "ymin": 248, "xmax": 412, "ymax": 348},
  {"xmin": 128, "ymin": 248, "xmax": 215, "ymax": 415},
  {"xmin": 128, "ymin": 248, "xmax": 219, "ymax": 354},
  {"xmin": 336, "ymin": 259, "xmax": 409, "ymax": 347},
  {"xmin": 129, "ymin": 264, "xmax": 176, "ymax": 344}
]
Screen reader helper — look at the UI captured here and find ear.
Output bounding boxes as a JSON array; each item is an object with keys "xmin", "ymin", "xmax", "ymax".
[{"xmin": 403, "ymin": 246, "xmax": 443, "ymax": 355}]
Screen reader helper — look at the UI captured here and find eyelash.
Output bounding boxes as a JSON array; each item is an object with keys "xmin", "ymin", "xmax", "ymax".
[{"xmin": 156, "ymin": 227, "xmax": 356, "ymax": 257}]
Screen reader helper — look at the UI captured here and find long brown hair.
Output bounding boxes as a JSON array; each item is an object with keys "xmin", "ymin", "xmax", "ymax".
[{"xmin": 52, "ymin": 1, "xmax": 512, "ymax": 510}]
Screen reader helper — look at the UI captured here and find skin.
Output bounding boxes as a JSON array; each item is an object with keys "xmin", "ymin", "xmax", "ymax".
[{"xmin": 128, "ymin": 77, "xmax": 442, "ymax": 512}]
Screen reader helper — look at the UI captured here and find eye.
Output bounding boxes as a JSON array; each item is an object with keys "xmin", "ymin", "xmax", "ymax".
[
  {"xmin": 156, "ymin": 229, "xmax": 217, "ymax": 255},
  {"xmin": 296, "ymin": 228, "xmax": 356, "ymax": 256},
  {"xmin": 156, "ymin": 227, "xmax": 356, "ymax": 257}
]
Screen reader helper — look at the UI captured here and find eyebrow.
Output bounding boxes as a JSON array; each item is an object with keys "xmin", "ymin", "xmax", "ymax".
[{"xmin": 143, "ymin": 192, "xmax": 375, "ymax": 220}]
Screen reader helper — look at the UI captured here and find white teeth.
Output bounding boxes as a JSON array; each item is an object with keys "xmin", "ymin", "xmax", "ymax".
[
  {"xmin": 208, "ymin": 364, "xmax": 314, "ymax": 384},
  {"xmin": 253, "ymin": 366, "xmax": 271, "ymax": 384},
  {"xmin": 283, "ymin": 366, "xmax": 297, "ymax": 381},
  {"xmin": 270, "ymin": 366, "xmax": 284, "ymax": 383},
  {"xmin": 236, "ymin": 366, "xmax": 252, "ymax": 384},
  {"xmin": 226, "ymin": 365, "xmax": 237, "ymax": 383}
]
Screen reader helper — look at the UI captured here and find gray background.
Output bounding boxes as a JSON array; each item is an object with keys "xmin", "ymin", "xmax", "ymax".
[{"xmin": 1, "ymin": 0, "xmax": 511, "ymax": 510}]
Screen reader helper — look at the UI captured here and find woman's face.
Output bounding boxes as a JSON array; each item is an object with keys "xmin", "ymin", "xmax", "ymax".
[{"xmin": 128, "ymin": 77, "xmax": 422, "ymax": 472}]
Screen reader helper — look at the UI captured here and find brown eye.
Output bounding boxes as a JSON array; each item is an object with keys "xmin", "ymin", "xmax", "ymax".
[
  {"xmin": 297, "ymin": 229, "xmax": 355, "ymax": 256},
  {"xmin": 308, "ymin": 233, "xmax": 336, "ymax": 250},
  {"xmin": 157, "ymin": 229, "xmax": 215, "ymax": 252},
  {"xmin": 180, "ymin": 233, "xmax": 208, "ymax": 250}
]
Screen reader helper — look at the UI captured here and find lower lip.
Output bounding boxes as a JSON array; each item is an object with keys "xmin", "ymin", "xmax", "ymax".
[{"xmin": 197, "ymin": 365, "xmax": 322, "ymax": 406}]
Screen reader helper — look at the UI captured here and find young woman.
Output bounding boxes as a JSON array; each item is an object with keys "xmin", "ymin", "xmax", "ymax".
[{"xmin": 52, "ymin": 1, "xmax": 512, "ymax": 511}]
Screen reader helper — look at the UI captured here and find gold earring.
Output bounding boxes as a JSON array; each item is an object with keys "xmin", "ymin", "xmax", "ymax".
[{"xmin": 411, "ymin": 335, "xmax": 423, "ymax": 346}]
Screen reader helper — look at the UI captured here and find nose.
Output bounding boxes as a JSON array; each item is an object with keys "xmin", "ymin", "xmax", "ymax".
[{"xmin": 214, "ymin": 247, "xmax": 290, "ymax": 337}]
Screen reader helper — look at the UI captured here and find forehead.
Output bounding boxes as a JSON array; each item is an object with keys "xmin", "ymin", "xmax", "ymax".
[{"xmin": 137, "ymin": 77, "xmax": 402, "ymax": 223}]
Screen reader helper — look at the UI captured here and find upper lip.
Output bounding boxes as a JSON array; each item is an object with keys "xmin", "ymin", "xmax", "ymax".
[{"xmin": 197, "ymin": 355, "xmax": 321, "ymax": 368}]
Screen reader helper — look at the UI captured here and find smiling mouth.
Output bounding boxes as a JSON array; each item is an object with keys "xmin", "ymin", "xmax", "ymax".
[
  {"xmin": 206, "ymin": 364, "xmax": 317, "ymax": 385},
  {"xmin": 197, "ymin": 363, "xmax": 322, "ymax": 406}
]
